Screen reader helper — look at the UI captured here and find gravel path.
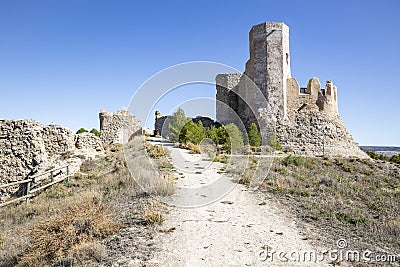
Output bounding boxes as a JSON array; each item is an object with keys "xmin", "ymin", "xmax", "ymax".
[{"xmin": 149, "ymin": 142, "xmax": 331, "ymax": 267}]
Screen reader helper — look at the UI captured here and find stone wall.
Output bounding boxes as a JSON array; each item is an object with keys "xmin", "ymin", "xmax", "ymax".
[
  {"xmin": 99, "ymin": 110, "xmax": 142, "ymax": 145},
  {"xmin": 0, "ymin": 120, "xmax": 105, "ymax": 201},
  {"xmin": 274, "ymin": 111, "xmax": 367, "ymax": 158},
  {"xmin": 287, "ymin": 77, "xmax": 338, "ymax": 115},
  {"xmin": 216, "ymin": 74, "xmax": 242, "ymax": 125}
]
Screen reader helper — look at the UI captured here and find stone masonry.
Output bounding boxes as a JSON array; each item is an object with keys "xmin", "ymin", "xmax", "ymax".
[
  {"xmin": 99, "ymin": 110, "xmax": 142, "ymax": 145},
  {"xmin": 216, "ymin": 22, "xmax": 367, "ymax": 158},
  {"xmin": 0, "ymin": 119, "xmax": 104, "ymax": 201}
]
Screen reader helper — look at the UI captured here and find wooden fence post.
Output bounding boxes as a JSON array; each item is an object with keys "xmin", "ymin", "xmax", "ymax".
[{"xmin": 26, "ymin": 180, "xmax": 31, "ymax": 204}]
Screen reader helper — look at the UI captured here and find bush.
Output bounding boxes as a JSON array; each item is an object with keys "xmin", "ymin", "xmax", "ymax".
[
  {"xmin": 224, "ymin": 123, "xmax": 244, "ymax": 153},
  {"xmin": 167, "ymin": 108, "xmax": 191, "ymax": 142},
  {"xmin": 19, "ymin": 200, "xmax": 122, "ymax": 266},
  {"xmin": 187, "ymin": 143, "xmax": 201, "ymax": 154},
  {"xmin": 76, "ymin": 128, "xmax": 88, "ymax": 134},
  {"xmin": 282, "ymin": 155, "xmax": 314, "ymax": 169},
  {"xmin": 213, "ymin": 155, "xmax": 229, "ymax": 164},
  {"xmin": 391, "ymin": 154, "xmax": 400, "ymax": 164},
  {"xmin": 207, "ymin": 126, "xmax": 228, "ymax": 145},
  {"xmin": 90, "ymin": 128, "xmax": 100, "ymax": 137},
  {"xmin": 268, "ymin": 133, "xmax": 282, "ymax": 151},
  {"xmin": 143, "ymin": 201, "xmax": 164, "ymax": 225},
  {"xmin": 366, "ymin": 150, "xmax": 398, "ymax": 163},
  {"xmin": 248, "ymin": 123, "xmax": 261, "ymax": 147},
  {"xmin": 179, "ymin": 121, "xmax": 207, "ymax": 145},
  {"xmin": 335, "ymin": 159, "xmax": 355, "ymax": 173},
  {"xmin": 145, "ymin": 143, "xmax": 167, "ymax": 158}
]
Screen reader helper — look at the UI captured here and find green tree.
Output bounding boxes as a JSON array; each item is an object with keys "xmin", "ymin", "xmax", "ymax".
[
  {"xmin": 207, "ymin": 126, "xmax": 228, "ymax": 145},
  {"xmin": 76, "ymin": 128, "xmax": 88, "ymax": 134},
  {"xmin": 167, "ymin": 108, "xmax": 190, "ymax": 142},
  {"xmin": 390, "ymin": 154, "xmax": 400, "ymax": 164},
  {"xmin": 90, "ymin": 128, "xmax": 100, "ymax": 137},
  {"xmin": 268, "ymin": 132, "xmax": 282, "ymax": 151},
  {"xmin": 224, "ymin": 123, "xmax": 244, "ymax": 153},
  {"xmin": 179, "ymin": 121, "xmax": 207, "ymax": 145},
  {"xmin": 248, "ymin": 123, "xmax": 261, "ymax": 147}
]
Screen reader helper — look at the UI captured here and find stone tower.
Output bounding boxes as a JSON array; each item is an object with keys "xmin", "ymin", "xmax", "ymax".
[
  {"xmin": 216, "ymin": 22, "xmax": 368, "ymax": 158},
  {"xmin": 245, "ymin": 22, "xmax": 291, "ymax": 119}
]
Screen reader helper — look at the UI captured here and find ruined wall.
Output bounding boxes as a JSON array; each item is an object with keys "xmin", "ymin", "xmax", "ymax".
[
  {"xmin": 275, "ymin": 112, "xmax": 367, "ymax": 158},
  {"xmin": 154, "ymin": 113, "xmax": 172, "ymax": 137},
  {"xmin": 216, "ymin": 73, "xmax": 242, "ymax": 125},
  {"xmin": 287, "ymin": 77, "xmax": 338, "ymax": 115},
  {"xmin": 0, "ymin": 120, "xmax": 104, "ymax": 201},
  {"xmin": 287, "ymin": 78, "xmax": 319, "ymax": 112},
  {"xmin": 99, "ymin": 110, "xmax": 142, "ymax": 145}
]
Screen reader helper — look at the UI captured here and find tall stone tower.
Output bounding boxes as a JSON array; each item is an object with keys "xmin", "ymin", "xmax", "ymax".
[
  {"xmin": 245, "ymin": 22, "xmax": 291, "ymax": 119},
  {"xmin": 216, "ymin": 22, "xmax": 368, "ymax": 158}
]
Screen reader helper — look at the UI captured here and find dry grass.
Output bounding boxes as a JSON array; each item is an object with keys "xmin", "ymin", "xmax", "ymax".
[
  {"xmin": 18, "ymin": 200, "xmax": 122, "ymax": 266},
  {"xmin": 226, "ymin": 154, "xmax": 400, "ymax": 253},
  {"xmin": 188, "ymin": 143, "xmax": 201, "ymax": 154},
  {"xmin": 145, "ymin": 142, "xmax": 170, "ymax": 158},
  {"xmin": 142, "ymin": 200, "xmax": 165, "ymax": 225},
  {"xmin": 125, "ymin": 137, "xmax": 176, "ymax": 197},
  {"xmin": 260, "ymin": 156, "xmax": 400, "ymax": 253},
  {"xmin": 0, "ymin": 136, "xmax": 174, "ymax": 266},
  {"xmin": 213, "ymin": 155, "xmax": 229, "ymax": 164}
]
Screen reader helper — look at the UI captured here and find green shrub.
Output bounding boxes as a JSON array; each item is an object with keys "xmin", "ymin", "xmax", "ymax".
[
  {"xmin": 213, "ymin": 155, "xmax": 229, "ymax": 164},
  {"xmin": 238, "ymin": 175, "xmax": 251, "ymax": 185},
  {"xmin": 207, "ymin": 126, "xmax": 228, "ymax": 145},
  {"xmin": 390, "ymin": 154, "xmax": 400, "ymax": 164},
  {"xmin": 248, "ymin": 123, "xmax": 261, "ymax": 147},
  {"xmin": 335, "ymin": 212, "xmax": 368, "ymax": 227},
  {"xmin": 76, "ymin": 128, "xmax": 88, "ymax": 134},
  {"xmin": 90, "ymin": 128, "xmax": 100, "ymax": 137},
  {"xmin": 167, "ymin": 108, "xmax": 191, "ymax": 142},
  {"xmin": 224, "ymin": 123, "xmax": 244, "ymax": 153},
  {"xmin": 282, "ymin": 155, "xmax": 314, "ymax": 169},
  {"xmin": 268, "ymin": 133, "xmax": 282, "ymax": 151},
  {"xmin": 145, "ymin": 143, "xmax": 166, "ymax": 158},
  {"xmin": 179, "ymin": 121, "xmax": 207, "ymax": 145},
  {"xmin": 335, "ymin": 159, "xmax": 355, "ymax": 173}
]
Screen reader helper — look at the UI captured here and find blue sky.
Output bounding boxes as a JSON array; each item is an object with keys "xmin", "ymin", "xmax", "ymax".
[{"xmin": 0, "ymin": 0, "xmax": 399, "ymax": 146}]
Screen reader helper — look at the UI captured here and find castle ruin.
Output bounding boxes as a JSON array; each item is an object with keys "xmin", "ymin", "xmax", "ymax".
[
  {"xmin": 216, "ymin": 22, "xmax": 367, "ymax": 158},
  {"xmin": 99, "ymin": 110, "xmax": 142, "ymax": 145}
]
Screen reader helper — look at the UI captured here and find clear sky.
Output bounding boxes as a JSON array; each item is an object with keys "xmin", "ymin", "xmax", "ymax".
[{"xmin": 0, "ymin": 0, "xmax": 399, "ymax": 146}]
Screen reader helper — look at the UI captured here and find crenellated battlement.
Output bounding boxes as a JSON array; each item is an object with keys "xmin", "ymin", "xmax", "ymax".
[{"xmin": 287, "ymin": 77, "xmax": 338, "ymax": 115}]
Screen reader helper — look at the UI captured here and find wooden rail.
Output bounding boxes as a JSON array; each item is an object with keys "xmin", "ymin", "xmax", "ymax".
[{"xmin": 0, "ymin": 165, "xmax": 70, "ymax": 208}]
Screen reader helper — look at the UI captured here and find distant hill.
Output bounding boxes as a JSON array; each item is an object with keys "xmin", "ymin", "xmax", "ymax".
[{"xmin": 360, "ymin": 146, "xmax": 400, "ymax": 157}]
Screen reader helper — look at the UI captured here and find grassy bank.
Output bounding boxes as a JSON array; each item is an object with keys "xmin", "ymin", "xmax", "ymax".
[
  {"xmin": 0, "ymin": 137, "xmax": 174, "ymax": 266},
  {"xmin": 230, "ymin": 154, "xmax": 400, "ymax": 254}
]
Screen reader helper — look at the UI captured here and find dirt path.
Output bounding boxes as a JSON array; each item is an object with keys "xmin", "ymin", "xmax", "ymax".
[{"xmin": 149, "ymin": 142, "xmax": 331, "ymax": 266}]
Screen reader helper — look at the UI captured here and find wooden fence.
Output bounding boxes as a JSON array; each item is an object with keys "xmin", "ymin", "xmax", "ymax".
[{"xmin": 0, "ymin": 165, "xmax": 71, "ymax": 208}]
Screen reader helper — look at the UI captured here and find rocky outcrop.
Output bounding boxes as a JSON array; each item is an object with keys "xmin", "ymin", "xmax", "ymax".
[
  {"xmin": 275, "ymin": 111, "xmax": 367, "ymax": 158},
  {"xmin": 99, "ymin": 110, "xmax": 142, "ymax": 145},
  {"xmin": 0, "ymin": 119, "xmax": 105, "ymax": 201}
]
